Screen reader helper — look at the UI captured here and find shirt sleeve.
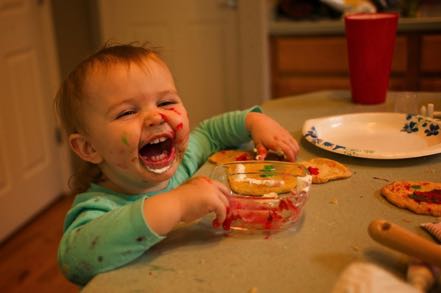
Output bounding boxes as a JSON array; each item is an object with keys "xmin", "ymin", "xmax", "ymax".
[
  {"xmin": 58, "ymin": 193, "xmax": 164, "ymax": 285},
  {"xmin": 172, "ymin": 105, "xmax": 263, "ymax": 184}
]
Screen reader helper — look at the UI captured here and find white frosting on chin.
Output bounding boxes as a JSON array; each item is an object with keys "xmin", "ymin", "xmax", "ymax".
[
  {"xmin": 143, "ymin": 154, "xmax": 177, "ymax": 174},
  {"xmin": 146, "ymin": 164, "xmax": 172, "ymax": 174}
]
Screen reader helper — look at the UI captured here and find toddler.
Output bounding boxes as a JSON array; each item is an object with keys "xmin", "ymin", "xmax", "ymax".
[{"xmin": 56, "ymin": 43, "xmax": 299, "ymax": 285}]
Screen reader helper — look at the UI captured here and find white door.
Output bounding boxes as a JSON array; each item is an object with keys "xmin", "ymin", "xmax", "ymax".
[
  {"xmin": 96, "ymin": 0, "xmax": 269, "ymax": 127},
  {"xmin": 0, "ymin": 0, "xmax": 70, "ymax": 242}
]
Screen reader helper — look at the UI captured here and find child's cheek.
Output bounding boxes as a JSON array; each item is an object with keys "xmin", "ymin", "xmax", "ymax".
[
  {"xmin": 168, "ymin": 107, "xmax": 181, "ymax": 116},
  {"xmin": 173, "ymin": 117, "xmax": 190, "ymax": 149},
  {"xmin": 119, "ymin": 132, "xmax": 137, "ymax": 151},
  {"xmin": 162, "ymin": 108, "xmax": 190, "ymax": 151},
  {"xmin": 176, "ymin": 127, "xmax": 190, "ymax": 152},
  {"xmin": 160, "ymin": 107, "xmax": 184, "ymax": 127},
  {"xmin": 113, "ymin": 132, "xmax": 138, "ymax": 168},
  {"xmin": 161, "ymin": 111, "xmax": 185, "ymax": 134},
  {"xmin": 121, "ymin": 132, "xmax": 130, "ymax": 146}
]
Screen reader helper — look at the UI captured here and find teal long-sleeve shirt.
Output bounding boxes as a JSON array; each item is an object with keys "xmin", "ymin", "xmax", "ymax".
[{"xmin": 58, "ymin": 106, "xmax": 261, "ymax": 285}]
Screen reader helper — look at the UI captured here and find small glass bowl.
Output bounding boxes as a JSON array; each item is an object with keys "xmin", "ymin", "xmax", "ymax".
[{"xmin": 211, "ymin": 161, "xmax": 312, "ymax": 232}]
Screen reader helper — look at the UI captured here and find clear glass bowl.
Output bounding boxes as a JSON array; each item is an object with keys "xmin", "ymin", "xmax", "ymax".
[{"xmin": 211, "ymin": 161, "xmax": 312, "ymax": 232}]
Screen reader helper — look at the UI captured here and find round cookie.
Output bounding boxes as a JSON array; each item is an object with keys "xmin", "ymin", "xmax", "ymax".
[
  {"xmin": 300, "ymin": 157, "xmax": 352, "ymax": 184},
  {"xmin": 226, "ymin": 162, "xmax": 306, "ymax": 196},
  {"xmin": 208, "ymin": 150, "xmax": 253, "ymax": 165},
  {"xmin": 381, "ymin": 181, "xmax": 441, "ymax": 216}
]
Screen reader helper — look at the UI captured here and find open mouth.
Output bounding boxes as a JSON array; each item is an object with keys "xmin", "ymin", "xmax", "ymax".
[{"xmin": 139, "ymin": 136, "xmax": 175, "ymax": 173}]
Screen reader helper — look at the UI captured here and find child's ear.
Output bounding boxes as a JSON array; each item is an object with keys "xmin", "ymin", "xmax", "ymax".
[{"xmin": 69, "ymin": 133, "xmax": 103, "ymax": 164}]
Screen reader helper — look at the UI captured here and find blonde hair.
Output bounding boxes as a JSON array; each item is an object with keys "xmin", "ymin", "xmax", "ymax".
[{"xmin": 55, "ymin": 42, "xmax": 161, "ymax": 194}]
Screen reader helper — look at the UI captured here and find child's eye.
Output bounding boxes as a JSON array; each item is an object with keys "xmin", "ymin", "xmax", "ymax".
[
  {"xmin": 115, "ymin": 110, "xmax": 136, "ymax": 119},
  {"xmin": 158, "ymin": 100, "xmax": 177, "ymax": 107}
]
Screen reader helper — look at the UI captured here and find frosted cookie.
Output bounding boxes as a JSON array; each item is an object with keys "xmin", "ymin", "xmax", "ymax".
[
  {"xmin": 300, "ymin": 158, "xmax": 352, "ymax": 184},
  {"xmin": 381, "ymin": 181, "xmax": 441, "ymax": 216},
  {"xmin": 209, "ymin": 149, "xmax": 286, "ymax": 165},
  {"xmin": 208, "ymin": 150, "xmax": 253, "ymax": 165},
  {"xmin": 227, "ymin": 162, "xmax": 305, "ymax": 196}
]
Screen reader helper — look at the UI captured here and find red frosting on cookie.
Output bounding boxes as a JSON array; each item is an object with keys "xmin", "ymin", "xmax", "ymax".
[
  {"xmin": 411, "ymin": 189, "xmax": 441, "ymax": 204},
  {"xmin": 307, "ymin": 166, "xmax": 319, "ymax": 175}
]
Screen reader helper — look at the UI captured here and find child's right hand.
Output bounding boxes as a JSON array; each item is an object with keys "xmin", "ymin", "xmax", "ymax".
[
  {"xmin": 143, "ymin": 176, "xmax": 230, "ymax": 235},
  {"xmin": 174, "ymin": 176, "xmax": 230, "ymax": 224}
]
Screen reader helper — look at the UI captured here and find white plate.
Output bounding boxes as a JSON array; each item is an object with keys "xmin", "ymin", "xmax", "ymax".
[{"xmin": 302, "ymin": 112, "xmax": 441, "ymax": 159}]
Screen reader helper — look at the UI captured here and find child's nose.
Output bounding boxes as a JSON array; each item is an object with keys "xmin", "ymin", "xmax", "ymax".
[{"xmin": 144, "ymin": 110, "xmax": 165, "ymax": 127}]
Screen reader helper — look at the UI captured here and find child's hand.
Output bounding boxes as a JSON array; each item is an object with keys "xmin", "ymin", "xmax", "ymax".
[
  {"xmin": 143, "ymin": 176, "xmax": 230, "ymax": 235},
  {"xmin": 246, "ymin": 112, "xmax": 299, "ymax": 161},
  {"xmin": 175, "ymin": 176, "xmax": 230, "ymax": 224}
]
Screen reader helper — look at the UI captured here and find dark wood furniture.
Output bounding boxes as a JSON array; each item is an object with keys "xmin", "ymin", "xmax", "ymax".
[{"xmin": 270, "ymin": 21, "xmax": 441, "ymax": 98}]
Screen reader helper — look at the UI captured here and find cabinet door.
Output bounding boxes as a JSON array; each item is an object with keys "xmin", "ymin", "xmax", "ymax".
[
  {"xmin": 270, "ymin": 35, "xmax": 407, "ymax": 98},
  {"xmin": 420, "ymin": 34, "xmax": 441, "ymax": 91},
  {"xmin": 274, "ymin": 36, "xmax": 349, "ymax": 73}
]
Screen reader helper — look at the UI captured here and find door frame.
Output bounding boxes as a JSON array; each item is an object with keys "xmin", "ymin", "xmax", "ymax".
[
  {"xmin": 40, "ymin": 0, "xmax": 72, "ymax": 195},
  {"xmin": 42, "ymin": 0, "xmax": 72, "ymax": 195},
  {"xmin": 238, "ymin": 0, "xmax": 271, "ymax": 107}
]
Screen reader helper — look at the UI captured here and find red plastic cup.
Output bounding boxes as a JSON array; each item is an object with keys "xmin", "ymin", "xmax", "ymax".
[{"xmin": 345, "ymin": 13, "xmax": 399, "ymax": 104}]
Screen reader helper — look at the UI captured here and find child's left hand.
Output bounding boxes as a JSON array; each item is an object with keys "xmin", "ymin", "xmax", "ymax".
[{"xmin": 246, "ymin": 112, "xmax": 299, "ymax": 161}]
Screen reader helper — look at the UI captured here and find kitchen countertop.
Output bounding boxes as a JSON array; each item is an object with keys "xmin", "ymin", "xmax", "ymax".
[
  {"xmin": 83, "ymin": 90, "xmax": 441, "ymax": 293},
  {"xmin": 270, "ymin": 16, "xmax": 441, "ymax": 36}
]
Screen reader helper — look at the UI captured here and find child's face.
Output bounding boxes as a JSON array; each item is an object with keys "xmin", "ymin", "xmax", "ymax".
[{"xmin": 73, "ymin": 56, "xmax": 190, "ymax": 194}]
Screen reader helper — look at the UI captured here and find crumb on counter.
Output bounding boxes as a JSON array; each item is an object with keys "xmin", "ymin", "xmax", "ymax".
[{"xmin": 329, "ymin": 198, "xmax": 338, "ymax": 205}]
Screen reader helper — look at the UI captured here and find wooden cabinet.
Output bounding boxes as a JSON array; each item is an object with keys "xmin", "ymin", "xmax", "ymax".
[
  {"xmin": 421, "ymin": 34, "xmax": 441, "ymax": 91},
  {"xmin": 270, "ymin": 33, "xmax": 441, "ymax": 98}
]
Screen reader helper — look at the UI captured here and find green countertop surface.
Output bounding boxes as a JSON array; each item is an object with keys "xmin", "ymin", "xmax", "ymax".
[{"xmin": 83, "ymin": 90, "xmax": 441, "ymax": 293}]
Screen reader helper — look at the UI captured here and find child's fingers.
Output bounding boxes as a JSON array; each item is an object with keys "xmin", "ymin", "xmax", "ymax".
[
  {"xmin": 211, "ymin": 180, "xmax": 230, "ymax": 207},
  {"xmin": 210, "ymin": 180, "xmax": 230, "ymax": 223},
  {"xmin": 255, "ymin": 144, "xmax": 267, "ymax": 160},
  {"xmin": 212, "ymin": 200, "xmax": 227, "ymax": 223},
  {"xmin": 280, "ymin": 139, "xmax": 299, "ymax": 161},
  {"xmin": 211, "ymin": 179, "xmax": 230, "ymax": 195},
  {"xmin": 276, "ymin": 133, "xmax": 299, "ymax": 160},
  {"xmin": 195, "ymin": 176, "xmax": 230, "ymax": 204},
  {"xmin": 286, "ymin": 133, "xmax": 299, "ymax": 150},
  {"xmin": 261, "ymin": 136, "xmax": 298, "ymax": 162}
]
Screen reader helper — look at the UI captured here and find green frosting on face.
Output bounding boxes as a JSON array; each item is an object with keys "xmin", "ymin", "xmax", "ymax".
[{"xmin": 121, "ymin": 135, "xmax": 129, "ymax": 146}]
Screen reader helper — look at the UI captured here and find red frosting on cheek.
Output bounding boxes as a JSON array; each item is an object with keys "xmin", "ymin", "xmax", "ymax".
[
  {"xmin": 169, "ymin": 107, "xmax": 181, "ymax": 116},
  {"xmin": 162, "ymin": 112, "xmax": 186, "ymax": 133},
  {"xmin": 160, "ymin": 113, "xmax": 168, "ymax": 122}
]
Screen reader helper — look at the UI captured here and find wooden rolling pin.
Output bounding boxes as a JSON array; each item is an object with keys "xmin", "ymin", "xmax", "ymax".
[{"xmin": 368, "ymin": 219, "xmax": 441, "ymax": 268}]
